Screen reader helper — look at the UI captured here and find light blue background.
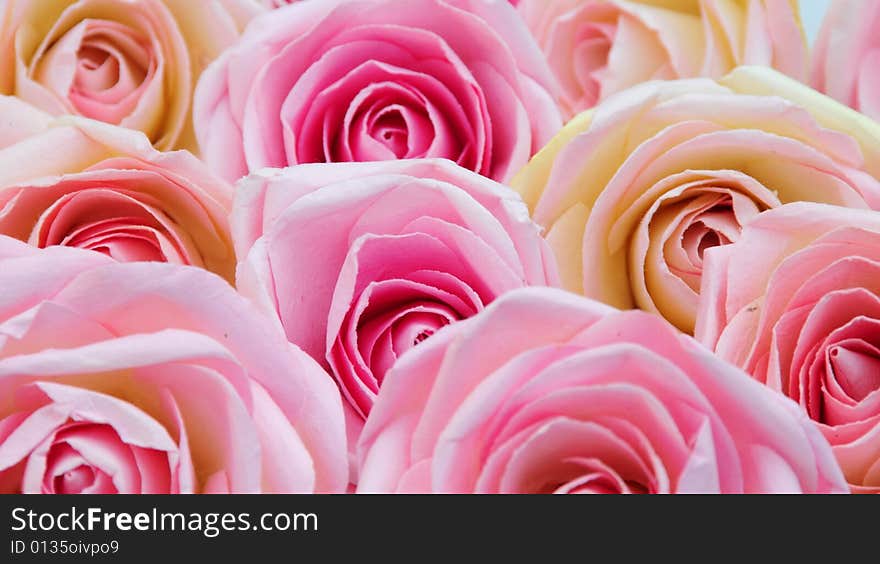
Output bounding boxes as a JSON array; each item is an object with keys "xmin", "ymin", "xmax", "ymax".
[{"xmin": 801, "ymin": 0, "xmax": 831, "ymax": 44}]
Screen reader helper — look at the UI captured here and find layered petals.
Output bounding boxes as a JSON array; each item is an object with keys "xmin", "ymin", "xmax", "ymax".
[
  {"xmin": 194, "ymin": 0, "xmax": 562, "ymax": 183},
  {"xmin": 233, "ymin": 159, "xmax": 559, "ymax": 444},
  {"xmin": 0, "ymin": 113, "xmax": 235, "ymax": 281},
  {"xmin": 0, "ymin": 241, "xmax": 347, "ymax": 494},
  {"xmin": 512, "ymin": 66, "xmax": 880, "ymax": 333},
  {"xmin": 518, "ymin": 0, "xmax": 807, "ymax": 117},
  {"xmin": 358, "ymin": 287, "xmax": 846, "ymax": 494},
  {"xmin": 0, "ymin": 0, "xmax": 259, "ymax": 151},
  {"xmin": 811, "ymin": 0, "xmax": 880, "ymax": 122},
  {"xmin": 697, "ymin": 202, "xmax": 880, "ymax": 492}
]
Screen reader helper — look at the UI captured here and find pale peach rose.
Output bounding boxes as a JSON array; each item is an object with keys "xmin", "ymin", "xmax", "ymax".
[
  {"xmin": 697, "ymin": 202, "xmax": 880, "ymax": 493},
  {"xmin": 0, "ymin": 0, "xmax": 260, "ymax": 152},
  {"xmin": 512, "ymin": 66, "xmax": 880, "ymax": 334},
  {"xmin": 517, "ymin": 0, "xmax": 808, "ymax": 117},
  {"xmin": 811, "ymin": 0, "xmax": 880, "ymax": 122},
  {"xmin": 0, "ymin": 239, "xmax": 348, "ymax": 493},
  {"xmin": 0, "ymin": 104, "xmax": 235, "ymax": 282}
]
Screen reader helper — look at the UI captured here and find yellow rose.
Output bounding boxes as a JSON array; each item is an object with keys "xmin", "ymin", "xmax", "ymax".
[
  {"xmin": 0, "ymin": 0, "xmax": 262, "ymax": 152},
  {"xmin": 512, "ymin": 66, "xmax": 880, "ymax": 333}
]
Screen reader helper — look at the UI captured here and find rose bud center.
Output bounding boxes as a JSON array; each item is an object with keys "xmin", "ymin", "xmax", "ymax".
[
  {"xmin": 34, "ymin": 20, "xmax": 156, "ymax": 125},
  {"xmin": 828, "ymin": 344, "xmax": 880, "ymax": 403},
  {"xmin": 627, "ymin": 171, "xmax": 779, "ymax": 333}
]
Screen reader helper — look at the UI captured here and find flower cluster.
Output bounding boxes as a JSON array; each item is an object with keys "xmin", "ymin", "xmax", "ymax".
[{"xmin": 0, "ymin": 0, "xmax": 876, "ymax": 494}]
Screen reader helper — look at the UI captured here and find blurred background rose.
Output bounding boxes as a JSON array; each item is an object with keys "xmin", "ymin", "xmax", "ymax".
[
  {"xmin": 516, "ymin": 0, "xmax": 810, "ymax": 118},
  {"xmin": 811, "ymin": 0, "xmax": 880, "ymax": 122}
]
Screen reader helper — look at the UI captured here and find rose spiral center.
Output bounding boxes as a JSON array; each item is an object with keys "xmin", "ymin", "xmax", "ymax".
[
  {"xmin": 53, "ymin": 464, "xmax": 97, "ymax": 495},
  {"xmin": 367, "ymin": 306, "xmax": 460, "ymax": 386},
  {"xmin": 33, "ymin": 19, "xmax": 155, "ymax": 125},
  {"xmin": 345, "ymin": 89, "xmax": 435, "ymax": 163},
  {"xmin": 38, "ymin": 423, "xmax": 125, "ymax": 494},
  {"xmin": 29, "ymin": 185, "xmax": 197, "ymax": 265},
  {"xmin": 629, "ymin": 171, "xmax": 779, "ymax": 334},
  {"xmin": 413, "ymin": 328, "xmax": 434, "ymax": 346},
  {"xmin": 370, "ymin": 107, "xmax": 410, "ymax": 159},
  {"xmin": 828, "ymin": 344, "xmax": 880, "ymax": 403},
  {"xmin": 76, "ymin": 45, "xmax": 120, "ymax": 92},
  {"xmin": 330, "ymin": 259, "xmax": 485, "ymax": 420}
]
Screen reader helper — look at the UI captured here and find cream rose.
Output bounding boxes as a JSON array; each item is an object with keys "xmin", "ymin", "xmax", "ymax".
[
  {"xmin": 512, "ymin": 66, "xmax": 880, "ymax": 333},
  {"xmin": 0, "ymin": 0, "xmax": 259, "ymax": 151}
]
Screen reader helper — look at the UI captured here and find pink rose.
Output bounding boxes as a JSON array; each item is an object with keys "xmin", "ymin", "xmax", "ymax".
[
  {"xmin": 0, "ymin": 110, "xmax": 235, "ymax": 281},
  {"xmin": 0, "ymin": 238, "xmax": 347, "ymax": 494},
  {"xmin": 697, "ymin": 202, "xmax": 880, "ymax": 493},
  {"xmin": 812, "ymin": 0, "xmax": 880, "ymax": 122},
  {"xmin": 194, "ymin": 0, "xmax": 562, "ymax": 183},
  {"xmin": 357, "ymin": 287, "xmax": 846, "ymax": 493},
  {"xmin": 0, "ymin": 0, "xmax": 258, "ymax": 151},
  {"xmin": 233, "ymin": 159, "xmax": 559, "ymax": 440},
  {"xmin": 517, "ymin": 0, "xmax": 807, "ymax": 117}
]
